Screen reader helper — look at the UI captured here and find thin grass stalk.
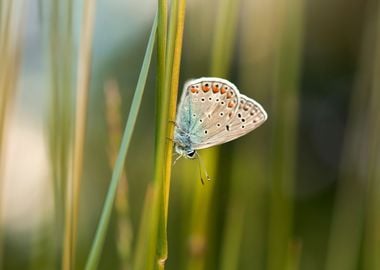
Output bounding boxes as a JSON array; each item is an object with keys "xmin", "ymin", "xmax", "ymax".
[
  {"xmin": 62, "ymin": 0, "xmax": 96, "ymax": 269},
  {"xmin": 48, "ymin": 0, "xmax": 63, "ymax": 230},
  {"xmin": 0, "ymin": 1, "xmax": 23, "ymax": 268},
  {"xmin": 47, "ymin": 2, "xmax": 74, "ymax": 256},
  {"xmin": 267, "ymin": 0, "xmax": 304, "ymax": 269},
  {"xmin": 186, "ymin": 0, "xmax": 240, "ymax": 269},
  {"xmin": 210, "ymin": 0, "xmax": 239, "ymax": 77},
  {"xmin": 84, "ymin": 15, "xmax": 157, "ymax": 270},
  {"xmin": 147, "ymin": 3, "xmax": 168, "ymax": 270},
  {"xmin": 324, "ymin": 2, "xmax": 378, "ymax": 269},
  {"xmin": 104, "ymin": 81, "xmax": 133, "ymax": 270},
  {"xmin": 236, "ymin": 1, "xmax": 277, "ymax": 268},
  {"xmin": 156, "ymin": 0, "xmax": 186, "ymax": 268},
  {"xmin": 133, "ymin": 185, "xmax": 155, "ymax": 270},
  {"xmin": 209, "ymin": 0, "xmax": 243, "ymax": 269},
  {"xmin": 285, "ymin": 241, "xmax": 302, "ymax": 270},
  {"xmin": 362, "ymin": 4, "xmax": 380, "ymax": 269},
  {"xmin": 182, "ymin": 1, "xmax": 239, "ymax": 269},
  {"xmin": 184, "ymin": 168, "xmax": 214, "ymax": 270}
]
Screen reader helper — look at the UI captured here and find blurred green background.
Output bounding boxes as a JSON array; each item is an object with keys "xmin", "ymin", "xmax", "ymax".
[{"xmin": 1, "ymin": 0, "xmax": 380, "ymax": 270}]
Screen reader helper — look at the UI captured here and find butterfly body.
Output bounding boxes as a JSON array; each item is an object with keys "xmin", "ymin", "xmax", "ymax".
[{"xmin": 174, "ymin": 77, "xmax": 267, "ymax": 159}]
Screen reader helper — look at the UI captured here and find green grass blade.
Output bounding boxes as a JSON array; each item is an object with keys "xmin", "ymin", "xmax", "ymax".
[
  {"xmin": 326, "ymin": 3, "xmax": 380, "ymax": 270},
  {"xmin": 104, "ymin": 80, "xmax": 133, "ymax": 269},
  {"xmin": 62, "ymin": 0, "xmax": 96, "ymax": 268},
  {"xmin": 84, "ymin": 14, "xmax": 157, "ymax": 270},
  {"xmin": 267, "ymin": 1, "xmax": 304, "ymax": 270},
  {"xmin": 0, "ymin": 1, "xmax": 23, "ymax": 268},
  {"xmin": 133, "ymin": 184, "xmax": 155, "ymax": 270},
  {"xmin": 151, "ymin": 0, "xmax": 186, "ymax": 268}
]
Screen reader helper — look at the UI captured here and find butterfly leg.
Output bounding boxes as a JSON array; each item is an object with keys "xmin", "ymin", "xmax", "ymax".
[
  {"xmin": 196, "ymin": 152, "xmax": 211, "ymax": 182},
  {"xmin": 172, "ymin": 154, "xmax": 182, "ymax": 166}
]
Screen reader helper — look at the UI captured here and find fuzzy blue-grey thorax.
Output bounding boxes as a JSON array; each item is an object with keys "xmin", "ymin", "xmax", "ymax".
[{"xmin": 174, "ymin": 128, "xmax": 196, "ymax": 159}]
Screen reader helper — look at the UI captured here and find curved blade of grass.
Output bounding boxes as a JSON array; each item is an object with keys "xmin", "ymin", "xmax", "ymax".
[{"xmin": 84, "ymin": 14, "xmax": 157, "ymax": 270}]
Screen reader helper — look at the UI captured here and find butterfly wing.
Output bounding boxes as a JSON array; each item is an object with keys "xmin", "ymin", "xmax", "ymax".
[
  {"xmin": 175, "ymin": 77, "xmax": 267, "ymax": 151},
  {"xmin": 192, "ymin": 94, "xmax": 267, "ymax": 149},
  {"xmin": 174, "ymin": 77, "xmax": 240, "ymax": 146}
]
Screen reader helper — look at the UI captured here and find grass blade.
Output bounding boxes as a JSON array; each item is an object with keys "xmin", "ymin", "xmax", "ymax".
[
  {"xmin": 84, "ymin": 14, "xmax": 157, "ymax": 270},
  {"xmin": 62, "ymin": 0, "xmax": 96, "ymax": 268},
  {"xmin": 267, "ymin": 1, "xmax": 304, "ymax": 269},
  {"xmin": 151, "ymin": 0, "xmax": 186, "ymax": 268},
  {"xmin": 133, "ymin": 184, "xmax": 155, "ymax": 270},
  {"xmin": 104, "ymin": 80, "xmax": 133, "ymax": 269},
  {"xmin": 0, "ymin": 1, "xmax": 23, "ymax": 268},
  {"xmin": 326, "ymin": 2, "xmax": 380, "ymax": 270}
]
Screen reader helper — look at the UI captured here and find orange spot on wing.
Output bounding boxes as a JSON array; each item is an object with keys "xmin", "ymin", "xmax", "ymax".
[
  {"xmin": 202, "ymin": 84, "xmax": 210, "ymax": 92},
  {"xmin": 190, "ymin": 86, "xmax": 197, "ymax": 93},
  {"xmin": 227, "ymin": 92, "xmax": 233, "ymax": 98},
  {"xmin": 228, "ymin": 101, "xmax": 235, "ymax": 108},
  {"xmin": 212, "ymin": 83, "xmax": 220, "ymax": 93},
  {"xmin": 221, "ymin": 86, "xmax": 228, "ymax": 94}
]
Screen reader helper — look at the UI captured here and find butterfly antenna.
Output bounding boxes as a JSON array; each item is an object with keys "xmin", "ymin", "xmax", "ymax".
[{"xmin": 196, "ymin": 152, "xmax": 211, "ymax": 182}]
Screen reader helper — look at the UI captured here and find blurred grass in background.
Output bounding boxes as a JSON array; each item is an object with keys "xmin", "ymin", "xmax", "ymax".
[{"xmin": 1, "ymin": 0, "xmax": 380, "ymax": 270}]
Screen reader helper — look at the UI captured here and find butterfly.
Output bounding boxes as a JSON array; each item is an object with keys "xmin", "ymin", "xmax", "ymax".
[{"xmin": 173, "ymin": 77, "xmax": 267, "ymax": 161}]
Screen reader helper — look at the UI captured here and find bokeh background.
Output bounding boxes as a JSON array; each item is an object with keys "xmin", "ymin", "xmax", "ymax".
[{"xmin": 1, "ymin": 0, "xmax": 380, "ymax": 269}]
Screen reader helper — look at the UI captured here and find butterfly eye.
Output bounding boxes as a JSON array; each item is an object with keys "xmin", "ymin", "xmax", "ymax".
[{"xmin": 187, "ymin": 150, "xmax": 196, "ymax": 158}]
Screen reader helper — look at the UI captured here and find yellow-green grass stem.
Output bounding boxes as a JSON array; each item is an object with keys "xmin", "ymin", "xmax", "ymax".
[
  {"xmin": 0, "ymin": 1, "xmax": 23, "ymax": 268},
  {"xmin": 325, "ymin": 2, "xmax": 380, "ymax": 270},
  {"xmin": 84, "ymin": 14, "xmax": 157, "ymax": 270},
  {"xmin": 267, "ymin": 1, "xmax": 304, "ymax": 269},
  {"xmin": 151, "ymin": 0, "xmax": 186, "ymax": 269}
]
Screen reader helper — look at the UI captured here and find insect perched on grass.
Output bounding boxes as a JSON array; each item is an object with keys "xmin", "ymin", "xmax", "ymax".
[{"xmin": 173, "ymin": 77, "xmax": 267, "ymax": 183}]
